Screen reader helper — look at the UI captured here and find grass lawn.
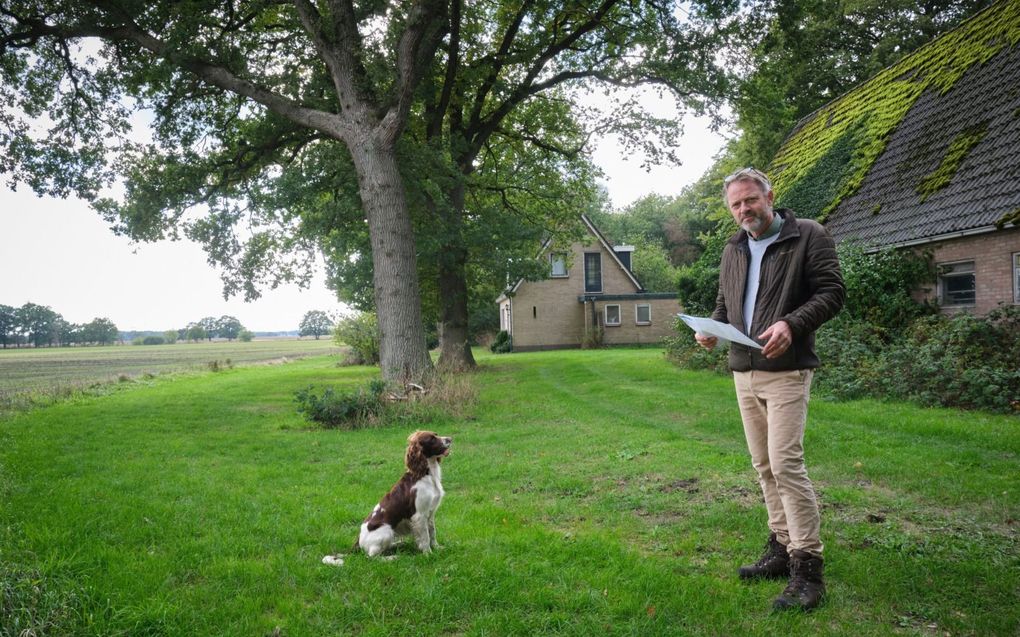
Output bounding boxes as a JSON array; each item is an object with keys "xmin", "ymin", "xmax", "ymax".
[{"xmin": 1, "ymin": 348, "xmax": 1017, "ymax": 636}]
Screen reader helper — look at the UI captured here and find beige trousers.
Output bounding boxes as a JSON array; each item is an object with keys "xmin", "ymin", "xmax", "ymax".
[{"xmin": 733, "ymin": 369, "xmax": 822, "ymax": 556}]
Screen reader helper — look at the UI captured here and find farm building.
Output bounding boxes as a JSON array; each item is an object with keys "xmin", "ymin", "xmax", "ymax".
[
  {"xmin": 496, "ymin": 215, "xmax": 681, "ymax": 351},
  {"xmin": 769, "ymin": 0, "xmax": 1020, "ymax": 314}
]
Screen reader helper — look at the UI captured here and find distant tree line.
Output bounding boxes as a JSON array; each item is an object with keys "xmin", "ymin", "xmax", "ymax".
[
  {"xmin": 0, "ymin": 304, "xmax": 256, "ymax": 348},
  {"xmin": 0, "ymin": 303, "xmax": 118, "ymax": 348}
]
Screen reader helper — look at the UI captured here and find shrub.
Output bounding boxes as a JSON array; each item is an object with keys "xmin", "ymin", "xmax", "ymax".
[
  {"xmin": 294, "ymin": 379, "xmax": 387, "ymax": 429},
  {"xmin": 334, "ymin": 312, "xmax": 380, "ymax": 365},
  {"xmin": 662, "ymin": 316, "xmax": 729, "ymax": 374},
  {"xmin": 141, "ymin": 335, "xmax": 165, "ymax": 346},
  {"xmin": 238, "ymin": 330, "xmax": 255, "ymax": 342},
  {"xmin": 490, "ymin": 330, "xmax": 512, "ymax": 353}
]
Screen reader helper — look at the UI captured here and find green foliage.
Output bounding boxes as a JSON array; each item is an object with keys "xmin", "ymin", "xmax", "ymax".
[
  {"xmin": 333, "ymin": 312, "xmax": 380, "ymax": 366},
  {"xmin": 769, "ymin": 2, "xmax": 1019, "ymax": 220},
  {"xmin": 837, "ymin": 243, "xmax": 935, "ymax": 331},
  {"xmin": 817, "ymin": 306, "xmax": 1020, "ymax": 412},
  {"xmin": 489, "ymin": 330, "xmax": 512, "ymax": 354},
  {"xmin": 140, "ymin": 336, "xmax": 165, "ymax": 346},
  {"xmin": 238, "ymin": 330, "xmax": 255, "ymax": 342},
  {"xmin": 916, "ymin": 121, "xmax": 988, "ymax": 201},
  {"xmin": 163, "ymin": 330, "xmax": 178, "ymax": 345},
  {"xmin": 675, "ymin": 260, "xmax": 721, "ymax": 316},
  {"xmin": 299, "ymin": 310, "xmax": 334, "ymax": 340},
  {"xmin": 774, "ymin": 117, "xmax": 868, "ymax": 219},
  {"xmin": 662, "ymin": 317, "xmax": 730, "ymax": 374},
  {"xmin": 293, "ymin": 379, "xmax": 387, "ymax": 429},
  {"xmin": 733, "ymin": 0, "xmax": 996, "ymax": 169}
]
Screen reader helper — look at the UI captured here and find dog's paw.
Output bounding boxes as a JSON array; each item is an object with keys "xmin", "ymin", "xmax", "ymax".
[
  {"xmin": 321, "ymin": 554, "xmax": 345, "ymax": 566},
  {"xmin": 380, "ymin": 555, "xmax": 399, "ymax": 562}
]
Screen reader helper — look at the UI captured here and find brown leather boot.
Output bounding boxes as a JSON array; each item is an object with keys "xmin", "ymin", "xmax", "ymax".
[
  {"xmin": 773, "ymin": 550, "xmax": 825, "ymax": 611},
  {"xmin": 738, "ymin": 532, "xmax": 790, "ymax": 580}
]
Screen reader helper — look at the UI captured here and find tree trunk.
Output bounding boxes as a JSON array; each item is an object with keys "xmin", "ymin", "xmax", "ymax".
[
  {"xmin": 349, "ymin": 140, "xmax": 434, "ymax": 384},
  {"xmin": 436, "ymin": 180, "xmax": 476, "ymax": 372}
]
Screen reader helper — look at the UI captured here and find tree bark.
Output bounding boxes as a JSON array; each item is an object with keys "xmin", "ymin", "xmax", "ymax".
[
  {"xmin": 349, "ymin": 138, "xmax": 434, "ymax": 384},
  {"xmin": 436, "ymin": 180, "xmax": 476, "ymax": 372}
]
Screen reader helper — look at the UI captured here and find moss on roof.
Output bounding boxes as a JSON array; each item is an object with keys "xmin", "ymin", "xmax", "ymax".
[{"xmin": 769, "ymin": 0, "xmax": 1020, "ymax": 221}]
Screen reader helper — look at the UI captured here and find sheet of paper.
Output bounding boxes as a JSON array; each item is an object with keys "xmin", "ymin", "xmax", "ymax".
[{"xmin": 677, "ymin": 313, "xmax": 763, "ymax": 350}]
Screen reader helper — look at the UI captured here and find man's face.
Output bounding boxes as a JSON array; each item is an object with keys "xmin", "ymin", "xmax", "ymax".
[{"xmin": 725, "ymin": 178, "xmax": 775, "ymax": 238}]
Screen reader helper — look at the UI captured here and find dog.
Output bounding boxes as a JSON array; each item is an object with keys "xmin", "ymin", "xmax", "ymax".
[{"xmin": 323, "ymin": 430, "xmax": 452, "ymax": 565}]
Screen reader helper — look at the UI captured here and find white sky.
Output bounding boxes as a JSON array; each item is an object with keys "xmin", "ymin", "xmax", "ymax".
[{"xmin": 0, "ymin": 101, "xmax": 727, "ymax": 333}]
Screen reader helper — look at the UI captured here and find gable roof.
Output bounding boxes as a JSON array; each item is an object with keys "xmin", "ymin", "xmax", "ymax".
[
  {"xmin": 496, "ymin": 214, "xmax": 643, "ymax": 303},
  {"xmin": 769, "ymin": 0, "xmax": 1020, "ymax": 248}
]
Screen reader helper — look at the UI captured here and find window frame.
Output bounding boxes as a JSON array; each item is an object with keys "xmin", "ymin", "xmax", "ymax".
[
  {"xmin": 549, "ymin": 252, "xmax": 568, "ymax": 278},
  {"xmin": 604, "ymin": 304, "xmax": 621, "ymax": 326},
  {"xmin": 937, "ymin": 260, "xmax": 976, "ymax": 307},
  {"xmin": 584, "ymin": 252, "xmax": 603, "ymax": 293},
  {"xmin": 1013, "ymin": 252, "xmax": 1020, "ymax": 304},
  {"xmin": 635, "ymin": 303, "xmax": 651, "ymax": 325}
]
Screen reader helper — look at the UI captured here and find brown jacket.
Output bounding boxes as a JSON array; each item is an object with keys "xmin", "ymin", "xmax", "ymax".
[{"xmin": 711, "ymin": 209, "xmax": 845, "ymax": 372}]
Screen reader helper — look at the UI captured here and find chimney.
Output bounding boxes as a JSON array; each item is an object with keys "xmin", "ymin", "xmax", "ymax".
[{"xmin": 614, "ymin": 245, "xmax": 634, "ymax": 271}]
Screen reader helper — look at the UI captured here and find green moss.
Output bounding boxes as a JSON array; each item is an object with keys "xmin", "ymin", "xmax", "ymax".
[
  {"xmin": 769, "ymin": 1, "xmax": 1020, "ymax": 221},
  {"xmin": 916, "ymin": 122, "xmax": 988, "ymax": 201},
  {"xmin": 995, "ymin": 208, "xmax": 1020, "ymax": 229},
  {"xmin": 775, "ymin": 117, "xmax": 867, "ymax": 218},
  {"xmin": 871, "ymin": 203, "xmax": 882, "ymax": 215}
]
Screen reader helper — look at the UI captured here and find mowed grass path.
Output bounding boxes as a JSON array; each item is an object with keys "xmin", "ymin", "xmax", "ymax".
[{"xmin": 1, "ymin": 349, "xmax": 1017, "ymax": 636}]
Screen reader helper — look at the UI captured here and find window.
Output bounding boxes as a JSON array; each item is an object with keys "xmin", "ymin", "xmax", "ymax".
[
  {"xmin": 550, "ymin": 253, "xmax": 568, "ymax": 277},
  {"xmin": 1014, "ymin": 253, "xmax": 1020, "ymax": 304},
  {"xmin": 938, "ymin": 261, "xmax": 976, "ymax": 306},
  {"xmin": 605, "ymin": 304, "xmax": 621, "ymax": 326},
  {"xmin": 635, "ymin": 304, "xmax": 651, "ymax": 325},
  {"xmin": 584, "ymin": 253, "xmax": 602, "ymax": 293}
]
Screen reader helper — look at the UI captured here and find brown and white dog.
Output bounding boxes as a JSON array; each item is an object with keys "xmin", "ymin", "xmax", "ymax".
[{"xmin": 323, "ymin": 431, "xmax": 452, "ymax": 564}]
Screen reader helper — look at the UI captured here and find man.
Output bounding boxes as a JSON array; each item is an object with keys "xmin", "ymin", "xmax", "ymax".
[{"xmin": 695, "ymin": 167, "xmax": 844, "ymax": 611}]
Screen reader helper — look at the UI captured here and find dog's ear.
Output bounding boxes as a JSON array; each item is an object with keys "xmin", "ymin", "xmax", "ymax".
[{"xmin": 405, "ymin": 431, "xmax": 428, "ymax": 475}]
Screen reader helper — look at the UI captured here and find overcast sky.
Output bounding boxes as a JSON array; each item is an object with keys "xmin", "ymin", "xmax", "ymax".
[{"xmin": 0, "ymin": 104, "xmax": 727, "ymax": 333}]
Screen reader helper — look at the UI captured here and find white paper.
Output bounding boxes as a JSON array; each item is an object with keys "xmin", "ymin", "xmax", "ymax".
[{"xmin": 677, "ymin": 313, "xmax": 763, "ymax": 350}]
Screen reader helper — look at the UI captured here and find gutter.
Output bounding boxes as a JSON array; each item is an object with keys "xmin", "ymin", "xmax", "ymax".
[{"xmin": 859, "ymin": 224, "xmax": 1003, "ymax": 253}]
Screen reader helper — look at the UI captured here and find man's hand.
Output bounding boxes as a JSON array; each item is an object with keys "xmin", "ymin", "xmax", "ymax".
[
  {"xmin": 694, "ymin": 332, "xmax": 718, "ymax": 350},
  {"xmin": 758, "ymin": 320, "xmax": 792, "ymax": 359}
]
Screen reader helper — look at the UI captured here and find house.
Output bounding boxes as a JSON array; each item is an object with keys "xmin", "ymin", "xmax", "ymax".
[
  {"xmin": 769, "ymin": 0, "xmax": 1020, "ymax": 314},
  {"xmin": 496, "ymin": 215, "xmax": 681, "ymax": 351}
]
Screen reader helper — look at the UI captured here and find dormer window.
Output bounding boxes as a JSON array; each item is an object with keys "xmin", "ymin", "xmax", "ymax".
[{"xmin": 550, "ymin": 253, "xmax": 568, "ymax": 277}]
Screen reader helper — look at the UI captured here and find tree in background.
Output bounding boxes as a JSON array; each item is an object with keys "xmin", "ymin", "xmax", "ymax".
[
  {"xmin": 730, "ymin": 0, "xmax": 993, "ymax": 167},
  {"xmin": 186, "ymin": 324, "xmax": 208, "ymax": 343},
  {"xmin": 163, "ymin": 330, "xmax": 179, "ymax": 345},
  {"xmin": 299, "ymin": 311, "xmax": 334, "ymax": 340},
  {"xmin": 82, "ymin": 318, "xmax": 119, "ymax": 345},
  {"xmin": 15, "ymin": 303, "xmax": 61, "ymax": 348},
  {"xmin": 216, "ymin": 316, "xmax": 244, "ymax": 341},
  {"xmin": 0, "ymin": 0, "xmax": 449, "ymax": 384},
  {"xmin": 198, "ymin": 317, "xmax": 219, "ymax": 342},
  {"xmin": 0, "ymin": 304, "xmax": 16, "ymax": 348}
]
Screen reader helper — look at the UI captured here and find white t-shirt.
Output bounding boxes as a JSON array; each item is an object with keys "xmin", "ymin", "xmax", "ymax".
[{"xmin": 742, "ymin": 219, "xmax": 783, "ymax": 335}]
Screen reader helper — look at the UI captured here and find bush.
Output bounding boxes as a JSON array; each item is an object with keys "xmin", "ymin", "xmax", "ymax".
[
  {"xmin": 238, "ymin": 330, "xmax": 255, "ymax": 342},
  {"xmin": 334, "ymin": 312, "xmax": 380, "ymax": 365},
  {"xmin": 294, "ymin": 379, "xmax": 387, "ymax": 429},
  {"xmin": 815, "ymin": 306, "xmax": 1020, "ymax": 412},
  {"xmin": 662, "ymin": 316, "xmax": 730, "ymax": 374},
  {"xmin": 490, "ymin": 330, "xmax": 512, "ymax": 353}
]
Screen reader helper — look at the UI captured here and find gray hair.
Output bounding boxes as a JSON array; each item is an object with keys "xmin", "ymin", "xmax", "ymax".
[{"xmin": 722, "ymin": 167, "xmax": 773, "ymax": 199}]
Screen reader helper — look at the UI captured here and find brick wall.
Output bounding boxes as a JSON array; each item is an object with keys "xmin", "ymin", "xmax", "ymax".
[{"xmin": 918, "ymin": 226, "xmax": 1020, "ymax": 314}]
